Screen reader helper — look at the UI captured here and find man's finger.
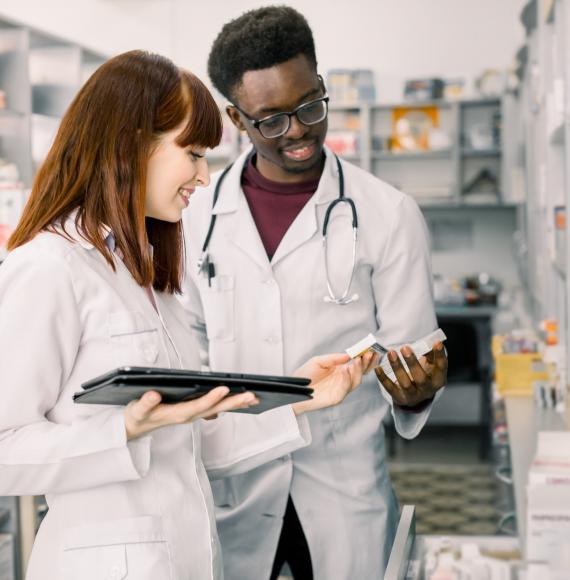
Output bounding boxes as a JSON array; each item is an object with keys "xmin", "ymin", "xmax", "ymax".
[
  {"xmin": 375, "ymin": 366, "xmax": 403, "ymax": 399},
  {"xmin": 400, "ymin": 346, "xmax": 428, "ymax": 386},
  {"xmin": 433, "ymin": 343, "xmax": 447, "ymax": 369},
  {"xmin": 387, "ymin": 350, "xmax": 414, "ymax": 390}
]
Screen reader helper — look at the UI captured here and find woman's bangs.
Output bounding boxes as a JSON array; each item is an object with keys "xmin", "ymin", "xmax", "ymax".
[{"xmin": 176, "ymin": 72, "xmax": 223, "ymax": 150}]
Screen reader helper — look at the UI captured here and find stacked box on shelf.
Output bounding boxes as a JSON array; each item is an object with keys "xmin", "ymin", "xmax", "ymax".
[{"xmin": 492, "ymin": 336, "xmax": 548, "ymax": 397}]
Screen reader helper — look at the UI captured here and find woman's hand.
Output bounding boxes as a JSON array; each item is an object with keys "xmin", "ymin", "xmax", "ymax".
[
  {"xmin": 124, "ymin": 387, "xmax": 259, "ymax": 441},
  {"xmin": 291, "ymin": 351, "xmax": 377, "ymax": 416}
]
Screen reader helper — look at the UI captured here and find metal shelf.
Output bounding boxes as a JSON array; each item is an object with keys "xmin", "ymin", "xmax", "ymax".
[
  {"xmin": 419, "ymin": 200, "xmax": 517, "ymax": 210},
  {"xmin": 372, "ymin": 149, "xmax": 452, "ymax": 160},
  {"xmin": 370, "ymin": 100, "xmax": 453, "ymax": 111},
  {"xmin": 461, "ymin": 147, "xmax": 502, "ymax": 157}
]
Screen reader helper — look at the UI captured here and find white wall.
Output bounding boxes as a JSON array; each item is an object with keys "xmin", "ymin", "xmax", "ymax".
[
  {"xmin": 425, "ymin": 209, "xmax": 520, "ymax": 288},
  {"xmin": 171, "ymin": 0, "xmax": 529, "ymax": 101},
  {"xmin": 0, "ymin": 0, "xmax": 173, "ymax": 56},
  {"xmin": 0, "ymin": 0, "xmax": 527, "ymax": 101}
]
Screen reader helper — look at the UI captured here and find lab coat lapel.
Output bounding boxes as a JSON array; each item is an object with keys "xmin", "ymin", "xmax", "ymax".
[
  {"xmin": 227, "ymin": 194, "xmax": 271, "ymax": 272},
  {"xmin": 270, "ymin": 199, "xmax": 318, "ymax": 266},
  {"xmin": 271, "ymin": 148, "xmax": 339, "ymax": 266},
  {"xmin": 211, "ymin": 148, "xmax": 271, "ymax": 272}
]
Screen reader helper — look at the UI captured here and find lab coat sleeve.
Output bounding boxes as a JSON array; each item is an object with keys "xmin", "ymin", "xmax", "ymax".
[
  {"xmin": 201, "ymin": 406, "xmax": 311, "ymax": 479},
  {"xmin": 371, "ymin": 194, "xmax": 445, "ymax": 439},
  {"xmin": 0, "ymin": 249, "xmax": 151, "ymax": 496}
]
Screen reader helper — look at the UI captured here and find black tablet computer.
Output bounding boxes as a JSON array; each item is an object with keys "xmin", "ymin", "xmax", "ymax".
[{"xmin": 73, "ymin": 366, "xmax": 313, "ymax": 414}]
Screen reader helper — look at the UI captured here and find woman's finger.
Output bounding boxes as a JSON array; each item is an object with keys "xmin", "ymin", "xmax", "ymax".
[
  {"xmin": 348, "ymin": 357, "xmax": 364, "ymax": 390},
  {"xmin": 173, "ymin": 386, "xmax": 231, "ymax": 419},
  {"xmin": 127, "ymin": 390, "xmax": 162, "ymax": 422},
  {"xmin": 201, "ymin": 392, "xmax": 259, "ymax": 417},
  {"xmin": 361, "ymin": 351, "xmax": 379, "ymax": 374}
]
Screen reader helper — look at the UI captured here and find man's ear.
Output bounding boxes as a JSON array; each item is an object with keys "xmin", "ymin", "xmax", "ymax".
[{"xmin": 226, "ymin": 105, "xmax": 246, "ymax": 131}]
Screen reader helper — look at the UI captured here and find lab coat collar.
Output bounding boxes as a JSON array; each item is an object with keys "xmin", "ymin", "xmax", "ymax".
[
  {"xmin": 57, "ymin": 211, "xmax": 114, "ymax": 251},
  {"xmin": 210, "ymin": 145, "xmax": 341, "ymax": 216}
]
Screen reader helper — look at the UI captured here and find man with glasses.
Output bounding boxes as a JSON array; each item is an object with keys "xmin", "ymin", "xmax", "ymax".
[{"xmin": 181, "ymin": 6, "xmax": 447, "ymax": 580}]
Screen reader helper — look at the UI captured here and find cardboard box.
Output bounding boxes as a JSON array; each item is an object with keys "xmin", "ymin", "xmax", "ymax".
[{"xmin": 492, "ymin": 336, "xmax": 549, "ymax": 396}]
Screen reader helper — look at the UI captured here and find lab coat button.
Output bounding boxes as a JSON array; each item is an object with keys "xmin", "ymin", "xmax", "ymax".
[
  {"xmin": 264, "ymin": 278, "xmax": 275, "ymax": 285},
  {"xmin": 264, "ymin": 337, "xmax": 277, "ymax": 344},
  {"xmin": 143, "ymin": 347, "xmax": 155, "ymax": 361},
  {"xmin": 108, "ymin": 566, "xmax": 121, "ymax": 580}
]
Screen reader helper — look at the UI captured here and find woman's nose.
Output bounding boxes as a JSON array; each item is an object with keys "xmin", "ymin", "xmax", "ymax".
[{"xmin": 195, "ymin": 160, "xmax": 210, "ymax": 187}]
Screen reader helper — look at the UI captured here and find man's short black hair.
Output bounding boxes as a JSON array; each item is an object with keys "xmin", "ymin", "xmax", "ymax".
[{"xmin": 208, "ymin": 5, "xmax": 317, "ymax": 101}]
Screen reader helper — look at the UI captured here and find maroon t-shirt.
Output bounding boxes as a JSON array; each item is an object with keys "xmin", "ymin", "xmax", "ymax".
[{"xmin": 241, "ymin": 156, "xmax": 320, "ymax": 260}]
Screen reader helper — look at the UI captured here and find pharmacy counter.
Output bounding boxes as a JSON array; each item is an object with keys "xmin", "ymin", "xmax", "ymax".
[{"xmin": 504, "ymin": 397, "xmax": 570, "ymax": 543}]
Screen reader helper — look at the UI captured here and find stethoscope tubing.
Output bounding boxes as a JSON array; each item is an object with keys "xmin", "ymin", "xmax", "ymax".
[{"xmin": 198, "ymin": 153, "xmax": 359, "ymax": 305}]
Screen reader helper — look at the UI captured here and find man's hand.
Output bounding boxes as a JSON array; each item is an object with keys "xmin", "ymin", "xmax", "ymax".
[{"xmin": 374, "ymin": 341, "xmax": 447, "ymax": 408}]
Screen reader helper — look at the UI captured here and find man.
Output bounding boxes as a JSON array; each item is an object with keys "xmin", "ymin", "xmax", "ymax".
[{"xmin": 181, "ymin": 6, "xmax": 447, "ymax": 580}]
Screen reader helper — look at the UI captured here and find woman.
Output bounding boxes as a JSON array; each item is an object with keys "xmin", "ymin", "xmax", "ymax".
[{"xmin": 0, "ymin": 51, "xmax": 376, "ymax": 579}]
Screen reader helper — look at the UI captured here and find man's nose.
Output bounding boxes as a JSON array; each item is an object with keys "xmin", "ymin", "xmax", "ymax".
[{"xmin": 284, "ymin": 114, "xmax": 308, "ymax": 139}]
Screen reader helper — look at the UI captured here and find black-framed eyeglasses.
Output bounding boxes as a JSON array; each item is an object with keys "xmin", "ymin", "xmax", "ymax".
[{"xmin": 231, "ymin": 93, "xmax": 329, "ymax": 139}]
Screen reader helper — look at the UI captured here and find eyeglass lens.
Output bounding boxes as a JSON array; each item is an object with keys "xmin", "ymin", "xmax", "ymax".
[{"xmin": 259, "ymin": 99, "xmax": 328, "ymax": 138}]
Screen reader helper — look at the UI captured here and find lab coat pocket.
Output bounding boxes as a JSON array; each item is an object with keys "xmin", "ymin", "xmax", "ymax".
[
  {"xmin": 108, "ymin": 310, "xmax": 160, "ymax": 366},
  {"xmin": 62, "ymin": 515, "xmax": 172, "ymax": 580},
  {"xmin": 200, "ymin": 275, "xmax": 235, "ymax": 342}
]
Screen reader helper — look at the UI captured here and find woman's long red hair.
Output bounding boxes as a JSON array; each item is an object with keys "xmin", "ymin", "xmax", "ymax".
[{"xmin": 8, "ymin": 50, "xmax": 222, "ymax": 293}]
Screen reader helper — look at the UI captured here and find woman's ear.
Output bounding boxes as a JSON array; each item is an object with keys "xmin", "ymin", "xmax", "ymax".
[{"xmin": 226, "ymin": 105, "xmax": 247, "ymax": 132}]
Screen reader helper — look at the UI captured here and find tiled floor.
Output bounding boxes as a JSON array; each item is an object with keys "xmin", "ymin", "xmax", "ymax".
[{"xmin": 387, "ymin": 425, "xmax": 505, "ymax": 535}]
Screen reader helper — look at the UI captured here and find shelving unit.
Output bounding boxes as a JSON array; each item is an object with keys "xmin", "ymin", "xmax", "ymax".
[
  {"xmin": 0, "ymin": 15, "xmax": 107, "ymax": 579},
  {"xmin": 209, "ymin": 96, "xmax": 510, "ymax": 210},
  {"xmin": 512, "ymin": 0, "xmax": 570, "ymax": 360}
]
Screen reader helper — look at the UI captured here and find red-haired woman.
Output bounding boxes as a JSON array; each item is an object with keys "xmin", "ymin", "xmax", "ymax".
[{"xmin": 0, "ymin": 51, "xmax": 374, "ymax": 580}]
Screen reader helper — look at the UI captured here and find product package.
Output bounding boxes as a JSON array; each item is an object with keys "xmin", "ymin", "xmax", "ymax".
[{"xmin": 346, "ymin": 328, "xmax": 447, "ymax": 382}]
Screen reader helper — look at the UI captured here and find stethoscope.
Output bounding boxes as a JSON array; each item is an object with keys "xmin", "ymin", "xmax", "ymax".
[{"xmin": 197, "ymin": 153, "xmax": 359, "ymax": 306}]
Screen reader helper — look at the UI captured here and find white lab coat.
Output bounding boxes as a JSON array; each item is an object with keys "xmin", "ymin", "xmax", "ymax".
[
  {"xmin": 180, "ymin": 147, "xmax": 442, "ymax": 580},
  {"xmin": 0, "ymin": 219, "xmax": 312, "ymax": 580}
]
